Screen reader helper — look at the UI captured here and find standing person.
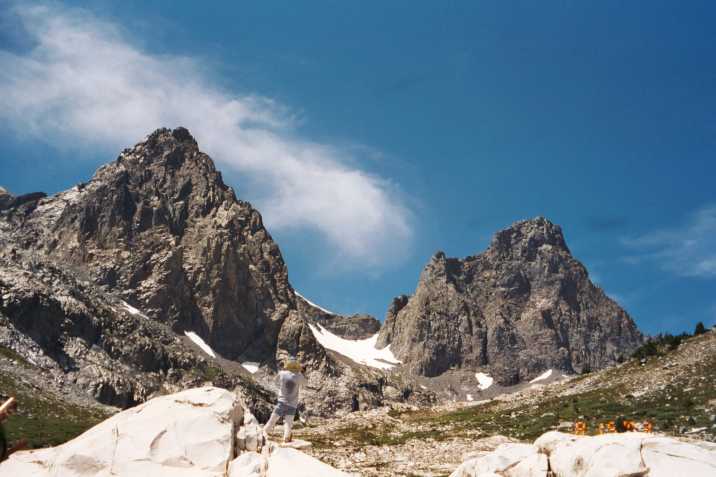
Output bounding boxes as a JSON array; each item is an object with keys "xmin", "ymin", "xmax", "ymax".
[{"xmin": 263, "ymin": 357, "xmax": 305, "ymax": 443}]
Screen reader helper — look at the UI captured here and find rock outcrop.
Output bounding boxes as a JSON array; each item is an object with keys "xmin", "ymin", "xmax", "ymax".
[
  {"xmin": 276, "ymin": 310, "xmax": 332, "ymax": 373},
  {"xmin": 378, "ymin": 217, "xmax": 643, "ymax": 384},
  {"xmin": 0, "ymin": 257, "xmax": 218, "ymax": 408},
  {"xmin": 450, "ymin": 431, "xmax": 716, "ymax": 477},
  {"xmin": 0, "ymin": 386, "xmax": 353, "ymax": 477},
  {"xmin": 0, "ymin": 186, "xmax": 47, "ymax": 212},
  {"xmin": 296, "ymin": 293, "xmax": 380, "ymax": 340}
]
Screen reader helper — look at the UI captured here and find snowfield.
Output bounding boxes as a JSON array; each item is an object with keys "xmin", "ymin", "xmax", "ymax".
[
  {"xmin": 120, "ymin": 301, "xmax": 148, "ymax": 319},
  {"xmin": 529, "ymin": 369, "xmax": 553, "ymax": 384},
  {"xmin": 475, "ymin": 372, "xmax": 494, "ymax": 390},
  {"xmin": 184, "ymin": 331, "xmax": 217, "ymax": 358},
  {"xmin": 307, "ymin": 323, "xmax": 401, "ymax": 370},
  {"xmin": 241, "ymin": 362, "xmax": 260, "ymax": 374}
]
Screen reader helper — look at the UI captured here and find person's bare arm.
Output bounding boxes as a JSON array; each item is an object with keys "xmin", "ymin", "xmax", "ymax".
[
  {"xmin": 0, "ymin": 397, "xmax": 14, "ymax": 410},
  {"xmin": 0, "ymin": 397, "xmax": 16, "ymax": 422}
]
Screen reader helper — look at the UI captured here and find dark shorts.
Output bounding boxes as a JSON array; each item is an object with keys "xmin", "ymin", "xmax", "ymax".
[{"xmin": 273, "ymin": 402, "xmax": 297, "ymax": 417}]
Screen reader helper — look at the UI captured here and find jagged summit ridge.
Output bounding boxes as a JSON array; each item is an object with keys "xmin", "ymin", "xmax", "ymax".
[
  {"xmin": 489, "ymin": 216, "xmax": 569, "ymax": 253},
  {"xmin": 378, "ymin": 216, "xmax": 642, "ymax": 384}
]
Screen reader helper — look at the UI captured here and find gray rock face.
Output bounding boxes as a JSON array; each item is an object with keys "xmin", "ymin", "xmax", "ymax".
[
  {"xmin": 0, "ymin": 128, "xmax": 295, "ymax": 412},
  {"xmin": 0, "ymin": 254, "xmax": 269, "ymax": 410},
  {"xmin": 296, "ymin": 294, "xmax": 380, "ymax": 340},
  {"xmin": 0, "ymin": 188, "xmax": 47, "ymax": 212},
  {"xmin": 276, "ymin": 310, "xmax": 332, "ymax": 372},
  {"xmin": 4, "ymin": 128, "xmax": 293, "ymax": 362},
  {"xmin": 378, "ymin": 217, "xmax": 643, "ymax": 384},
  {"xmin": 0, "ymin": 186, "xmax": 12, "ymax": 209}
]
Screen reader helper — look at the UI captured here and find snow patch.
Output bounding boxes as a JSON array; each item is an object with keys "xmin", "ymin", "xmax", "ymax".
[
  {"xmin": 295, "ymin": 291, "xmax": 334, "ymax": 315},
  {"xmin": 120, "ymin": 301, "xmax": 148, "ymax": 319},
  {"xmin": 466, "ymin": 393, "xmax": 474, "ymax": 401},
  {"xmin": 184, "ymin": 331, "xmax": 216, "ymax": 358},
  {"xmin": 475, "ymin": 372, "xmax": 494, "ymax": 390},
  {"xmin": 307, "ymin": 323, "xmax": 400, "ymax": 370},
  {"xmin": 241, "ymin": 362, "xmax": 260, "ymax": 374},
  {"xmin": 529, "ymin": 369, "xmax": 553, "ymax": 384}
]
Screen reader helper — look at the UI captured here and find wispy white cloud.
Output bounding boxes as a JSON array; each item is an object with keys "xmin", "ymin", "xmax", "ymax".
[
  {"xmin": 0, "ymin": 4, "xmax": 413, "ymax": 268},
  {"xmin": 622, "ymin": 205, "xmax": 716, "ymax": 278}
]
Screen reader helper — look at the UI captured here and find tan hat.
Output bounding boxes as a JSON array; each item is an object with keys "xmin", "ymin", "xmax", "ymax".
[{"xmin": 284, "ymin": 357, "xmax": 301, "ymax": 373}]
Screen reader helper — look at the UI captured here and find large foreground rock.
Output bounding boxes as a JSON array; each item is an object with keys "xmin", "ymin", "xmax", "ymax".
[
  {"xmin": 451, "ymin": 431, "xmax": 716, "ymax": 477},
  {"xmin": 0, "ymin": 386, "xmax": 352, "ymax": 477},
  {"xmin": 229, "ymin": 446, "xmax": 356, "ymax": 477}
]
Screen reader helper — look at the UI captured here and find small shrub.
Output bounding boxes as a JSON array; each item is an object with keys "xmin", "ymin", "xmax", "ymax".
[
  {"xmin": 632, "ymin": 340, "xmax": 659, "ymax": 360},
  {"xmin": 666, "ymin": 332, "xmax": 690, "ymax": 350},
  {"xmin": 632, "ymin": 332, "xmax": 691, "ymax": 360},
  {"xmin": 694, "ymin": 322, "xmax": 707, "ymax": 336}
]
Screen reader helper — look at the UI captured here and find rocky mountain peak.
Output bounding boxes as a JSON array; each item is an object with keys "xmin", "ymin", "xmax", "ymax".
[
  {"xmin": 489, "ymin": 216, "xmax": 568, "ymax": 257},
  {"xmin": 3, "ymin": 128, "xmax": 294, "ymax": 362},
  {"xmin": 87, "ymin": 127, "xmax": 235, "ymax": 231},
  {"xmin": 378, "ymin": 217, "xmax": 642, "ymax": 383},
  {"xmin": 114, "ymin": 127, "xmax": 202, "ymax": 173}
]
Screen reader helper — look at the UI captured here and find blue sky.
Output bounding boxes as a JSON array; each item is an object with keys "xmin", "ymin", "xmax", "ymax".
[{"xmin": 1, "ymin": 1, "xmax": 714, "ymax": 334}]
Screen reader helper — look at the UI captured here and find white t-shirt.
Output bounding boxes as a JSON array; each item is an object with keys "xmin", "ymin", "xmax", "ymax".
[{"xmin": 277, "ymin": 370, "xmax": 305, "ymax": 408}]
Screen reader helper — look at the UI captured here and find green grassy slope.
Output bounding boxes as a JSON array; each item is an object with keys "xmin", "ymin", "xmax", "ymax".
[{"xmin": 0, "ymin": 346, "xmax": 111, "ymax": 449}]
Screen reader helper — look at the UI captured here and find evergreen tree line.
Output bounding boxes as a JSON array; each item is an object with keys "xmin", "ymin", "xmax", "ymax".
[{"xmin": 631, "ymin": 321, "xmax": 710, "ymax": 360}]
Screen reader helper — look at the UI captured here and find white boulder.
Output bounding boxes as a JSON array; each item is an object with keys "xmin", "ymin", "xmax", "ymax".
[
  {"xmin": 237, "ymin": 423, "xmax": 265, "ymax": 453},
  {"xmin": 265, "ymin": 446, "xmax": 356, "ymax": 477},
  {"xmin": 639, "ymin": 435, "xmax": 716, "ymax": 476},
  {"xmin": 0, "ymin": 386, "xmax": 240, "ymax": 477},
  {"xmin": 228, "ymin": 445, "xmax": 355, "ymax": 477},
  {"xmin": 450, "ymin": 443, "xmax": 546, "ymax": 477},
  {"xmin": 0, "ymin": 386, "xmax": 354, "ymax": 477},
  {"xmin": 546, "ymin": 432, "xmax": 646, "ymax": 476},
  {"xmin": 540, "ymin": 431, "xmax": 716, "ymax": 476},
  {"xmin": 454, "ymin": 431, "xmax": 716, "ymax": 477},
  {"xmin": 228, "ymin": 451, "xmax": 265, "ymax": 477}
]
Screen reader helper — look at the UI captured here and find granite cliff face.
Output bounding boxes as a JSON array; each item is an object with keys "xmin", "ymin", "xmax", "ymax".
[
  {"xmin": 377, "ymin": 217, "xmax": 642, "ymax": 384},
  {"xmin": 2, "ymin": 128, "xmax": 293, "ymax": 362},
  {"xmin": 0, "ymin": 128, "xmax": 295, "ymax": 413}
]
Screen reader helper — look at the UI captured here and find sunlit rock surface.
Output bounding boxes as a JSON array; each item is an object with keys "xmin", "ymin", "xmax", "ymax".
[
  {"xmin": 451, "ymin": 430, "xmax": 716, "ymax": 477},
  {"xmin": 0, "ymin": 386, "xmax": 352, "ymax": 477}
]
